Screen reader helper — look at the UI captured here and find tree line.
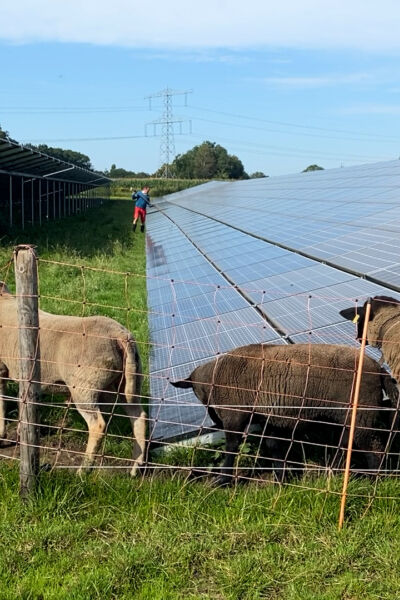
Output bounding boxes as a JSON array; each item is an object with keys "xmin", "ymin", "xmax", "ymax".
[
  {"xmin": 106, "ymin": 141, "xmax": 270, "ymax": 180},
  {"xmin": 1, "ymin": 124, "xmax": 324, "ymax": 178}
]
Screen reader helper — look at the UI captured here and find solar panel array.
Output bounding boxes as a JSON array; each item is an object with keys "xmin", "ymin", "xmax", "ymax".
[
  {"xmin": 146, "ymin": 160, "xmax": 400, "ymax": 442},
  {"xmin": 0, "ymin": 137, "xmax": 110, "ymax": 184}
]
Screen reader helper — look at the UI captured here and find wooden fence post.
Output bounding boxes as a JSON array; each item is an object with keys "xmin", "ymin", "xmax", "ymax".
[{"xmin": 14, "ymin": 245, "xmax": 40, "ymax": 499}]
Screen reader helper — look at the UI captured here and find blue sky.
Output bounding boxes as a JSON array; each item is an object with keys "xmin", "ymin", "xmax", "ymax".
[{"xmin": 1, "ymin": 1, "xmax": 400, "ymax": 176}]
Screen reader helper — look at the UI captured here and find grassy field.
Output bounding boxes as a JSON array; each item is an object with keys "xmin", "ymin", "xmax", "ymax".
[
  {"xmin": 1, "ymin": 466, "xmax": 400, "ymax": 599},
  {"xmin": 0, "ymin": 200, "xmax": 149, "ymax": 470},
  {"xmin": 2, "ymin": 199, "xmax": 400, "ymax": 599},
  {"xmin": 109, "ymin": 177, "xmax": 208, "ymax": 199}
]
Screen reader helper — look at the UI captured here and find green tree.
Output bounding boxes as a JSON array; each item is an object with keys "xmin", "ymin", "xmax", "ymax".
[
  {"xmin": 153, "ymin": 163, "xmax": 177, "ymax": 178},
  {"xmin": 106, "ymin": 164, "xmax": 151, "ymax": 178},
  {"xmin": 172, "ymin": 151, "xmax": 195, "ymax": 178},
  {"xmin": 302, "ymin": 164, "xmax": 324, "ymax": 172},
  {"xmin": 0, "ymin": 124, "xmax": 18, "ymax": 143},
  {"xmin": 0, "ymin": 125, "xmax": 9, "ymax": 140},
  {"xmin": 250, "ymin": 171, "xmax": 268, "ymax": 178},
  {"xmin": 222, "ymin": 153, "xmax": 245, "ymax": 179},
  {"xmin": 172, "ymin": 141, "xmax": 245, "ymax": 179},
  {"xmin": 25, "ymin": 144, "xmax": 93, "ymax": 170},
  {"xmin": 194, "ymin": 142, "xmax": 218, "ymax": 178}
]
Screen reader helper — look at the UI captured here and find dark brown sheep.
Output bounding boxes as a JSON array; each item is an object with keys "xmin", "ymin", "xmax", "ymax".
[{"xmin": 171, "ymin": 343, "xmax": 395, "ymax": 484}]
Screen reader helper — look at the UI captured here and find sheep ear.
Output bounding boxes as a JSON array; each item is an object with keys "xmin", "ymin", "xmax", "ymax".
[
  {"xmin": 170, "ymin": 378, "xmax": 193, "ymax": 389},
  {"xmin": 340, "ymin": 306, "xmax": 363, "ymax": 321}
]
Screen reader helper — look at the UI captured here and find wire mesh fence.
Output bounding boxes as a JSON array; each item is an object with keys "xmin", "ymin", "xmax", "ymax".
[{"xmin": 1, "ymin": 246, "xmax": 400, "ymax": 524}]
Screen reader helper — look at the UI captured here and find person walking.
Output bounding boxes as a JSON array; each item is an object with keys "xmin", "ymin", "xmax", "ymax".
[{"xmin": 132, "ymin": 185, "xmax": 151, "ymax": 232}]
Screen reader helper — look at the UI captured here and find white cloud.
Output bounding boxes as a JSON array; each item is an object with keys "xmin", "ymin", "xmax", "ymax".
[
  {"xmin": 0, "ymin": 0, "xmax": 400, "ymax": 52},
  {"xmin": 257, "ymin": 73, "xmax": 375, "ymax": 88},
  {"xmin": 134, "ymin": 49, "xmax": 251, "ymax": 64}
]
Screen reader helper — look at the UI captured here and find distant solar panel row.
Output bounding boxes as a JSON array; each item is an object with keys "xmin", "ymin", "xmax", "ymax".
[{"xmin": 169, "ymin": 161, "xmax": 400, "ymax": 288}]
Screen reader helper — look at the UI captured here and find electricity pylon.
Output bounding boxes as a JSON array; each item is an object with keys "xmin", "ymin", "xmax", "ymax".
[{"xmin": 145, "ymin": 88, "xmax": 192, "ymax": 178}]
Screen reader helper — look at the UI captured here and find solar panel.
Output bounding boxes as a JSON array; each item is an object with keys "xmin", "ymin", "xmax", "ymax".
[
  {"xmin": 148, "ymin": 287, "xmax": 249, "ymax": 331},
  {"xmin": 241, "ymin": 264, "xmax": 356, "ymax": 304},
  {"xmin": 0, "ymin": 137, "xmax": 109, "ymax": 185},
  {"xmin": 151, "ymin": 307, "xmax": 280, "ymax": 372},
  {"xmin": 147, "ymin": 159, "xmax": 400, "ymax": 441},
  {"xmin": 259, "ymin": 278, "xmax": 399, "ymax": 336}
]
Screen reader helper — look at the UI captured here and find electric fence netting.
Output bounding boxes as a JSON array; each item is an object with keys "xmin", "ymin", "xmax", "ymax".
[{"xmin": 1, "ymin": 245, "xmax": 400, "ymax": 527}]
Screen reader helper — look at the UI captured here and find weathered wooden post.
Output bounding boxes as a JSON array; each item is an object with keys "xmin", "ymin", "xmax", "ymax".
[{"xmin": 14, "ymin": 245, "xmax": 41, "ymax": 499}]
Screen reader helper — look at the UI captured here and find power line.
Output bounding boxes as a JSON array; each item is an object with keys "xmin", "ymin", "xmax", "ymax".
[
  {"xmin": 4, "ymin": 101, "xmax": 399, "ymax": 142},
  {"xmin": 186, "ymin": 104, "xmax": 400, "ymax": 142},
  {"xmin": 0, "ymin": 105, "xmax": 149, "ymax": 114},
  {"xmin": 20, "ymin": 129, "xmax": 392, "ymax": 163},
  {"xmin": 20, "ymin": 134, "xmax": 150, "ymax": 143},
  {"xmin": 191, "ymin": 116, "xmax": 400, "ymax": 145},
  {"xmin": 179, "ymin": 132, "xmax": 392, "ymax": 162}
]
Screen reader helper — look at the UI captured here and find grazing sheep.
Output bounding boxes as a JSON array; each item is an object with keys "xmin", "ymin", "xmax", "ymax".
[
  {"xmin": 0, "ymin": 282, "xmax": 145, "ymax": 476},
  {"xmin": 171, "ymin": 343, "xmax": 394, "ymax": 484},
  {"xmin": 340, "ymin": 296, "xmax": 400, "ymax": 385}
]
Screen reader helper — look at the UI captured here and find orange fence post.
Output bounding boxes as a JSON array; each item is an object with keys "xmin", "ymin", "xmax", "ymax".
[{"xmin": 338, "ymin": 299, "xmax": 372, "ymax": 530}]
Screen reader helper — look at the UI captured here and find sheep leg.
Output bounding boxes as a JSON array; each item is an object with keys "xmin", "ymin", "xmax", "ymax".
[
  {"xmin": 124, "ymin": 403, "xmax": 147, "ymax": 477},
  {"xmin": 355, "ymin": 435, "xmax": 385, "ymax": 476},
  {"xmin": 0, "ymin": 398, "xmax": 5, "ymax": 443},
  {"xmin": 260, "ymin": 437, "xmax": 291, "ymax": 481},
  {"xmin": 0, "ymin": 364, "xmax": 7, "ymax": 444},
  {"xmin": 212, "ymin": 431, "xmax": 243, "ymax": 486},
  {"xmin": 73, "ymin": 395, "xmax": 106, "ymax": 475},
  {"xmin": 364, "ymin": 450, "xmax": 381, "ymax": 475}
]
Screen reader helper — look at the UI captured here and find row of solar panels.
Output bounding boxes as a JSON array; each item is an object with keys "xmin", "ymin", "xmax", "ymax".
[
  {"xmin": 171, "ymin": 161, "xmax": 400, "ymax": 287},
  {"xmin": 146, "ymin": 208, "xmax": 284, "ymax": 441},
  {"xmin": 0, "ymin": 137, "xmax": 110, "ymax": 185},
  {"xmin": 146, "ymin": 160, "xmax": 400, "ymax": 441}
]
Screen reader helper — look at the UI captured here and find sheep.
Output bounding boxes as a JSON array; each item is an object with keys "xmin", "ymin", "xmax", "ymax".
[
  {"xmin": 171, "ymin": 343, "xmax": 395, "ymax": 484},
  {"xmin": 340, "ymin": 296, "xmax": 400, "ymax": 384},
  {"xmin": 0, "ymin": 281, "xmax": 145, "ymax": 476}
]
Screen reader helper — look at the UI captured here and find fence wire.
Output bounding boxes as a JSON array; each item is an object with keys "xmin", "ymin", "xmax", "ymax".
[{"xmin": 1, "ymin": 254, "xmax": 400, "ymax": 509}]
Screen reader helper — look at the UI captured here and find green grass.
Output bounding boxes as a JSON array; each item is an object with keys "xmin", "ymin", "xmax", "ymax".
[
  {"xmin": 1, "ymin": 465, "xmax": 400, "ymax": 599},
  {"xmin": 0, "ymin": 200, "xmax": 149, "ymax": 463},
  {"xmin": 0, "ymin": 200, "xmax": 148, "ymax": 357},
  {"xmin": 2, "ymin": 200, "xmax": 400, "ymax": 599}
]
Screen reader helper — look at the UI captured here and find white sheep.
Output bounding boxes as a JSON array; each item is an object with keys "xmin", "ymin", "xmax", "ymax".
[{"xmin": 0, "ymin": 282, "xmax": 145, "ymax": 476}]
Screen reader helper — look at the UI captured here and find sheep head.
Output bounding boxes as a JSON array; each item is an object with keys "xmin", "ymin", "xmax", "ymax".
[{"xmin": 340, "ymin": 296, "xmax": 400, "ymax": 348}]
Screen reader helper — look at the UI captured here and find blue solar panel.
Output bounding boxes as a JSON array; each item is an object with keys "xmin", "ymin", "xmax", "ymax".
[
  {"xmin": 148, "ymin": 288, "xmax": 249, "ymax": 331},
  {"xmin": 151, "ymin": 307, "xmax": 281, "ymax": 372},
  {"xmin": 146, "ymin": 159, "xmax": 400, "ymax": 440},
  {"xmin": 241, "ymin": 264, "xmax": 356, "ymax": 304},
  {"xmin": 259, "ymin": 279, "xmax": 398, "ymax": 336}
]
